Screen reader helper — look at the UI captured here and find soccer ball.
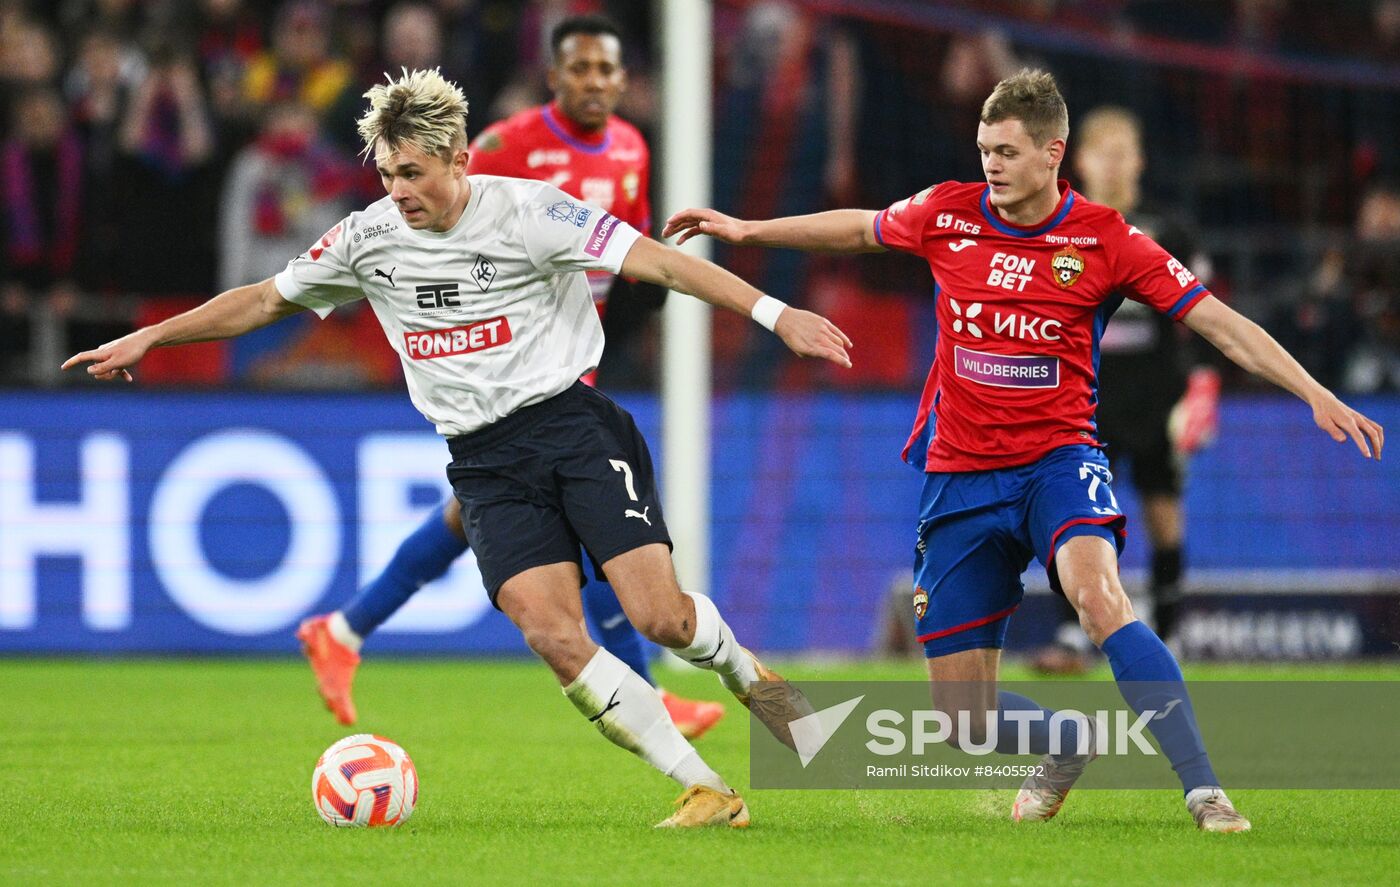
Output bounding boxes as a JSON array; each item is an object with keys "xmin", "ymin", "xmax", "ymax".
[{"xmin": 312, "ymin": 734, "xmax": 418, "ymax": 827}]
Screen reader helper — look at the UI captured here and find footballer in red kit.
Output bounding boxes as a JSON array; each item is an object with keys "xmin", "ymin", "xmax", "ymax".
[
  {"xmin": 467, "ymin": 68, "xmax": 650, "ymax": 316},
  {"xmin": 666, "ymin": 69, "xmax": 1381, "ymax": 833},
  {"xmin": 875, "ymin": 179, "xmax": 1209, "ymax": 473}
]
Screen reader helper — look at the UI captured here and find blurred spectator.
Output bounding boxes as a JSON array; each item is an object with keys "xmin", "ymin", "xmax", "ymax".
[
  {"xmin": 66, "ymin": 29, "xmax": 147, "ymax": 154},
  {"xmin": 1344, "ymin": 182, "xmax": 1400, "ymax": 392},
  {"xmin": 432, "ymin": 0, "xmax": 527, "ymax": 128},
  {"xmin": 194, "ymin": 0, "xmax": 266, "ymax": 145},
  {"xmin": 3, "ymin": 88, "xmax": 83, "ymax": 292},
  {"xmin": 383, "ymin": 2, "xmax": 443, "ymax": 74},
  {"xmin": 241, "ymin": 1, "xmax": 358, "ymax": 151},
  {"xmin": 217, "ymin": 101, "xmax": 355, "ymax": 291},
  {"xmin": 66, "ymin": 28, "xmax": 147, "ymax": 288},
  {"xmin": 217, "ymin": 99, "xmax": 397, "ymax": 389},
  {"xmin": 338, "ymin": 5, "xmax": 382, "ymax": 89},
  {"xmin": 58, "ymin": 0, "xmax": 145, "ymax": 42},
  {"xmin": 0, "ymin": 16, "xmax": 61, "ymax": 123},
  {"xmin": 0, "ymin": 0, "xmax": 1391, "ymax": 392},
  {"xmin": 1271, "ymin": 179, "xmax": 1395, "ymax": 391},
  {"xmin": 1355, "ymin": 1, "xmax": 1400, "ymax": 185},
  {"xmin": 1, "ymin": 88, "xmax": 83, "ymax": 379},
  {"xmin": 111, "ymin": 45, "xmax": 219, "ymax": 295}
]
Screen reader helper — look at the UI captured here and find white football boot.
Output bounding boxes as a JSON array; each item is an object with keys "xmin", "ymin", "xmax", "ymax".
[
  {"xmin": 1012, "ymin": 717, "xmax": 1097, "ymax": 822},
  {"xmin": 1186, "ymin": 787, "xmax": 1252, "ymax": 833}
]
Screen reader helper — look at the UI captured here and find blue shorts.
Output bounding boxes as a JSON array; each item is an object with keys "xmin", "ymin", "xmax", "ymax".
[{"xmin": 912, "ymin": 444, "xmax": 1127, "ymax": 658}]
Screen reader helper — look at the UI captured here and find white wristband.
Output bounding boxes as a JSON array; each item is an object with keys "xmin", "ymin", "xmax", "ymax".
[{"xmin": 750, "ymin": 295, "xmax": 788, "ymax": 332}]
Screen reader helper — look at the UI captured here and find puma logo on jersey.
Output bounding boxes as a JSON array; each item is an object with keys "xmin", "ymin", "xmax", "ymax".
[
  {"xmin": 949, "ymin": 239, "xmax": 977, "ymax": 252},
  {"xmin": 373, "ymin": 267, "xmax": 396, "ymax": 287},
  {"xmin": 625, "ymin": 507, "xmax": 651, "ymax": 526}
]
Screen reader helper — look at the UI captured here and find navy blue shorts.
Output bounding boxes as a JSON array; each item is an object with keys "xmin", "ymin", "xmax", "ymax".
[
  {"xmin": 913, "ymin": 444, "xmax": 1127, "ymax": 658},
  {"xmin": 446, "ymin": 382, "xmax": 672, "ymax": 606}
]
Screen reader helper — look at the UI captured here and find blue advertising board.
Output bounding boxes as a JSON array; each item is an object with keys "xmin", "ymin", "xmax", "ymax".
[{"xmin": 1, "ymin": 391, "xmax": 1396, "ymax": 654}]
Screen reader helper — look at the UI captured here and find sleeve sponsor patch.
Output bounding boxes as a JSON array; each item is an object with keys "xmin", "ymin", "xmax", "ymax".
[
  {"xmin": 545, "ymin": 199, "xmax": 592, "ymax": 228},
  {"xmin": 584, "ymin": 213, "xmax": 621, "ymax": 258}
]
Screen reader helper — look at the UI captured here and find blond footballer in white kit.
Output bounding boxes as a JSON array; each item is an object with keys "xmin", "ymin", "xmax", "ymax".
[{"xmin": 65, "ymin": 69, "xmax": 853, "ymax": 829}]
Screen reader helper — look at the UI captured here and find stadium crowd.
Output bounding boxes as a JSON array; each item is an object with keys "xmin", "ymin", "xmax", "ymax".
[{"xmin": 1, "ymin": 0, "xmax": 1397, "ymax": 392}]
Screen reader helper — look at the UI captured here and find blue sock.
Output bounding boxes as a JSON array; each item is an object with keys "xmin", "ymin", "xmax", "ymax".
[
  {"xmin": 995, "ymin": 691, "xmax": 1081, "ymax": 756},
  {"xmin": 342, "ymin": 507, "xmax": 468, "ymax": 639},
  {"xmin": 1101, "ymin": 620, "xmax": 1218, "ymax": 793},
  {"xmin": 580, "ymin": 560, "xmax": 654, "ymax": 686}
]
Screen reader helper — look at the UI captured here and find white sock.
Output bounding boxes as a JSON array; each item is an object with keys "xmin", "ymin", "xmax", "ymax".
[
  {"xmin": 673, "ymin": 591, "xmax": 759, "ymax": 696},
  {"xmin": 1185, "ymin": 786, "xmax": 1227, "ymax": 807},
  {"xmin": 328, "ymin": 611, "xmax": 363, "ymax": 653},
  {"xmin": 564, "ymin": 648, "xmax": 728, "ymax": 792}
]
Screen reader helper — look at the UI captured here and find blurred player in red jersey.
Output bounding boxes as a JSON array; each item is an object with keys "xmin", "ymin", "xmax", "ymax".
[
  {"xmin": 1033, "ymin": 106, "xmax": 1220, "ymax": 674},
  {"xmin": 467, "ymin": 20, "xmax": 651, "ymax": 342},
  {"xmin": 667, "ymin": 70, "xmax": 1383, "ymax": 832},
  {"xmin": 298, "ymin": 16, "xmax": 724, "ymax": 741}
]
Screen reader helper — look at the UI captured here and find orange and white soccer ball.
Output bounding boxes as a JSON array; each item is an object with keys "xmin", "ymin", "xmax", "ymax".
[{"xmin": 312, "ymin": 734, "xmax": 418, "ymax": 827}]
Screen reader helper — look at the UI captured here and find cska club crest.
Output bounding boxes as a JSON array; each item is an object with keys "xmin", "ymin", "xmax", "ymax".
[
  {"xmin": 1050, "ymin": 245, "xmax": 1085, "ymax": 288},
  {"xmin": 622, "ymin": 170, "xmax": 640, "ymax": 202},
  {"xmin": 913, "ymin": 586, "xmax": 929, "ymax": 621}
]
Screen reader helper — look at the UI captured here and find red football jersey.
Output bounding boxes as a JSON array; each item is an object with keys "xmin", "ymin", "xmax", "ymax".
[
  {"xmin": 467, "ymin": 101, "xmax": 651, "ymax": 306},
  {"xmin": 875, "ymin": 180, "xmax": 1211, "ymax": 473}
]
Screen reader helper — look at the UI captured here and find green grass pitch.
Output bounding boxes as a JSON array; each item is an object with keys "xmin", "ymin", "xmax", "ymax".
[{"xmin": 4, "ymin": 657, "xmax": 1398, "ymax": 885}]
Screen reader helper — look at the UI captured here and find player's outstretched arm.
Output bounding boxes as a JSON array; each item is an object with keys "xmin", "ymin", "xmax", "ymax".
[
  {"xmin": 662, "ymin": 207, "xmax": 884, "ymax": 254},
  {"xmin": 61, "ymin": 278, "xmax": 305, "ymax": 382},
  {"xmin": 619, "ymin": 236, "xmax": 852, "ymax": 368},
  {"xmin": 1183, "ymin": 295, "xmax": 1384, "ymax": 460}
]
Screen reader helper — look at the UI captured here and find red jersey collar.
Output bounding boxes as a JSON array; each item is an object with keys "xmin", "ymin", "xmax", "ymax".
[
  {"xmin": 979, "ymin": 179, "xmax": 1076, "ymax": 238},
  {"xmin": 541, "ymin": 101, "xmax": 612, "ymax": 154}
]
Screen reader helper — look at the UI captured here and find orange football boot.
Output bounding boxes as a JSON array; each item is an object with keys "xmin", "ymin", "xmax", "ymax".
[
  {"xmin": 297, "ymin": 615, "xmax": 360, "ymax": 725},
  {"xmin": 659, "ymin": 689, "xmax": 726, "ymax": 740}
]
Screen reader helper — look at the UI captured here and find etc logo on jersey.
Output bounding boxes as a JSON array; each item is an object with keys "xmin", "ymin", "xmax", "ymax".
[{"xmin": 403, "ymin": 317, "xmax": 513, "ymax": 360}]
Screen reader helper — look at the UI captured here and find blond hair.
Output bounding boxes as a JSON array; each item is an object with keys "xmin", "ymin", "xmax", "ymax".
[
  {"xmin": 980, "ymin": 69, "xmax": 1069, "ymax": 147},
  {"xmin": 356, "ymin": 68, "xmax": 469, "ymax": 160}
]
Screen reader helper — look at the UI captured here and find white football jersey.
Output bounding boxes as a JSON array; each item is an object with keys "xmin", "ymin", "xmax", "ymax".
[{"xmin": 274, "ymin": 175, "xmax": 641, "ymax": 435}]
